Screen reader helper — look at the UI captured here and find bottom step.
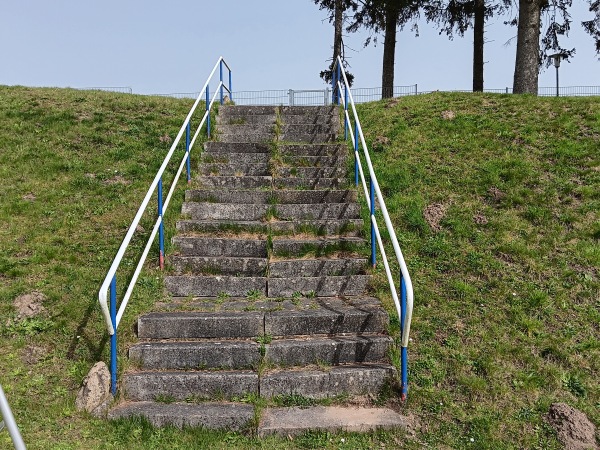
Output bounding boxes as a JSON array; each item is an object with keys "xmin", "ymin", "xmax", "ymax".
[{"xmin": 108, "ymin": 402, "xmax": 254, "ymax": 430}]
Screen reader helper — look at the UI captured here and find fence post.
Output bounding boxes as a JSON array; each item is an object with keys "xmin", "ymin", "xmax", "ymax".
[
  {"xmin": 110, "ymin": 275, "xmax": 117, "ymax": 395},
  {"xmin": 325, "ymin": 88, "xmax": 330, "ymax": 106},
  {"xmin": 219, "ymin": 60, "xmax": 224, "ymax": 105},
  {"xmin": 506, "ymin": 87, "xmax": 509, "ymax": 94},
  {"xmin": 228, "ymin": 70, "xmax": 233, "ymax": 103},
  {"xmin": 158, "ymin": 178, "xmax": 165, "ymax": 270},
  {"xmin": 186, "ymin": 121, "xmax": 191, "ymax": 183},
  {"xmin": 414, "ymin": 84, "xmax": 418, "ymax": 95},
  {"xmin": 288, "ymin": 89, "xmax": 294, "ymax": 106},
  {"xmin": 206, "ymin": 84, "xmax": 210, "ymax": 139}
]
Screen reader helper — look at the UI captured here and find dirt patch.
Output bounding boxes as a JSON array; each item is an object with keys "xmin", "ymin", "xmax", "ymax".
[
  {"xmin": 85, "ymin": 173, "xmax": 96, "ymax": 179},
  {"xmin": 545, "ymin": 403, "xmax": 598, "ymax": 450},
  {"xmin": 159, "ymin": 134, "xmax": 172, "ymax": 144},
  {"xmin": 423, "ymin": 203, "xmax": 447, "ymax": 232},
  {"xmin": 441, "ymin": 110, "xmax": 456, "ymax": 120},
  {"xmin": 21, "ymin": 345, "xmax": 47, "ymax": 365},
  {"xmin": 22, "ymin": 193, "xmax": 36, "ymax": 201},
  {"xmin": 385, "ymin": 98, "xmax": 401, "ymax": 108},
  {"xmin": 103, "ymin": 175, "xmax": 131, "ymax": 186},
  {"xmin": 473, "ymin": 213, "xmax": 488, "ymax": 225},
  {"xmin": 487, "ymin": 186, "xmax": 506, "ymax": 203},
  {"xmin": 372, "ymin": 135, "xmax": 390, "ymax": 152},
  {"xmin": 13, "ymin": 291, "xmax": 47, "ymax": 320}
]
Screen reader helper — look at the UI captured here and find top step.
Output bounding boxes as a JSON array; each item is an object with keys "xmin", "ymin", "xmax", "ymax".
[
  {"xmin": 218, "ymin": 106, "xmax": 277, "ymax": 116},
  {"xmin": 279, "ymin": 106, "xmax": 338, "ymax": 116}
]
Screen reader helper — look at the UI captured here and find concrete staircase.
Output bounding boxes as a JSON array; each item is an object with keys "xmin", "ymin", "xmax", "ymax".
[{"xmin": 109, "ymin": 105, "xmax": 407, "ymax": 435}]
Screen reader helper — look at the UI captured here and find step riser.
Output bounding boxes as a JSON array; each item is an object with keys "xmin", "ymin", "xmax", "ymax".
[
  {"xmin": 176, "ymin": 220, "xmax": 270, "ymax": 235},
  {"xmin": 218, "ymin": 124, "xmax": 275, "ymax": 135},
  {"xmin": 173, "ymin": 237, "xmax": 267, "ymax": 257},
  {"xmin": 220, "ymin": 105, "xmax": 278, "ymax": 115},
  {"xmin": 165, "ymin": 276, "xmax": 267, "ymax": 297},
  {"xmin": 176, "ymin": 219, "xmax": 362, "ymax": 236},
  {"xmin": 204, "ymin": 142, "xmax": 270, "ymax": 154},
  {"xmin": 274, "ymin": 204, "xmax": 360, "ymax": 220},
  {"xmin": 281, "ymin": 115, "xmax": 339, "ymax": 125},
  {"xmin": 199, "ymin": 164, "xmax": 269, "ymax": 176},
  {"xmin": 283, "ymin": 156, "xmax": 348, "ymax": 168},
  {"xmin": 182, "ymin": 203, "xmax": 360, "ymax": 221},
  {"xmin": 267, "ymin": 276, "xmax": 370, "ymax": 298},
  {"xmin": 279, "ymin": 133, "xmax": 336, "ymax": 143},
  {"xmin": 269, "ymin": 259, "xmax": 367, "ymax": 277},
  {"xmin": 279, "ymin": 106, "xmax": 338, "ymax": 115},
  {"xmin": 185, "ymin": 190, "xmax": 357, "ymax": 204},
  {"xmin": 271, "ymin": 238, "xmax": 364, "ymax": 257},
  {"xmin": 201, "ymin": 153, "xmax": 270, "ymax": 164},
  {"xmin": 196, "ymin": 176, "xmax": 272, "ymax": 189},
  {"xmin": 275, "ymin": 167, "xmax": 346, "ymax": 179},
  {"xmin": 170, "ymin": 256, "xmax": 267, "ymax": 276},
  {"xmin": 281, "ymin": 124, "xmax": 338, "ymax": 135},
  {"xmin": 279, "ymin": 144, "xmax": 346, "ymax": 157},
  {"xmin": 181, "ymin": 203, "xmax": 269, "ymax": 221},
  {"xmin": 274, "ymin": 178, "xmax": 346, "ymax": 189},
  {"xmin": 220, "ymin": 134, "xmax": 274, "ymax": 144},
  {"xmin": 219, "ymin": 116, "xmax": 276, "ymax": 125}
]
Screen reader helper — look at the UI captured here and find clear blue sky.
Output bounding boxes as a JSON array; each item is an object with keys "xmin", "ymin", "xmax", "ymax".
[{"xmin": 1, "ymin": 0, "xmax": 598, "ymax": 95}]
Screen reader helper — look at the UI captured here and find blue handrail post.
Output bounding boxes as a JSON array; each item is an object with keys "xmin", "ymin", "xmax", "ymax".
[
  {"xmin": 331, "ymin": 64, "xmax": 337, "ymax": 105},
  {"xmin": 370, "ymin": 178, "xmax": 376, "ymax": 268},
  {"xmin": 185, "ymin": 121, "xmax": 191, "ymax": 184},
  {"xmin": 206, "ymin": 84, "xmax": 211, "ymax": 139},
  {"xmin": 354, "ymin": 121, "xmax": 359, "ymax": 187},
  {"xmin": 110, "ymin": 275, "xmax": 117, "ymax": 395},
  {"xmin": 228, "ymin": 70, "xmax": 233, "ymax": 102},
  {"xmin": 336, "ymin": 63, "xmax": 342, "ymax": 105},
  {"xmin": 400, "ymin": 276, "xmax": 408, "ymax": 401},
  {"xmin": 158, "ymin": 178, "xmax": 165, "ymax": 270},
  {"xmin": 344, "ymin": 84, "xmax": 348, "ymax": 140},
  {"xmin": 219, "ymin": 60, "xmax": 224, "ymax": 105}
]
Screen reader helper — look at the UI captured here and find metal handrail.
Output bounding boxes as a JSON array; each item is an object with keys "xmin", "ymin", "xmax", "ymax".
[
  {"xmin": 333, "ymin": 56, "xmax": 414, "ymax": 400},
  {"xmin": 0, "ymin": 385, "xmax": 26, "ymax": 450},
  {"xmin": 98, "ymin": 57, "xmax": 232, "ymax": 393}
]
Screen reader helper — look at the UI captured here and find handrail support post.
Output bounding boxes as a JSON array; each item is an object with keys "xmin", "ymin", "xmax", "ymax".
[
  {"xmin": 219, "ymin": 60, "xmax": 224, "ymax": 105},
  {"xmin": 110, "ymin": 275, "xmax": 117, "ymax": 395},
  {"xmin": 206, "ymin": 84, "xmax": 211, "ymax": 139},
  {"xmin": 370, "ymin": 178, "xmax": 376, "ymax": 267},
  {"xmin": 344, "ymin": 85, "xmax": 348, "ymax": 140},
  {"xmin": 354, "ymin": 121, "xmax": 359, "ymax": 186},
  {"xmin": 228, "ymin": 70, "xmax": 233, "ymax": 102},
  {"xmin": 400, "ymin": 276, "xmax": 408, "ymax": 400},
  {"xmin": 158, "ymin": 178, "xmax": 165, "ymax": 270},
  {"xmin": 185, "ymin": 121, "xmax": 191, "ymax": 183}
]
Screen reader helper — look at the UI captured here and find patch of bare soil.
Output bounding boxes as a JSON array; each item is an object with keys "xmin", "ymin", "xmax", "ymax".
[
  {"xmin": 487, "ymin": 186, "xmax": 506, "ymax": 203},
  {"xmin": 103, "ymin": 175, "xmax": 131, "ymax": 186},
  {"xmin": 423, "ymin": 203, "xmax": 447, "ymax": 232},
  {"xmin": 21, "ymin": 345, "xmax": 47, "ymax": 365},
  {"xmin": 473, "ymin": 213, "xmax": 488, "ymax": 225},
  {"xmin": 22, "ymin": 193, "xmax": 36, "ymax": 201},
  {"xmin": 545, "ymin": 403, "xmax": 598, "ymax": 450},
  {"xmin": 372, "ymin": 135, "xmax": 391, "ymax": 152},
  {"xmin": 159, "ymin": 134, "xmax": 172, "ymax": 144},
  {"xmin": 385, "ymin": 98, "xmax": 401, "ymax": 108},
  {"xmin": 13, "ymin": 291, "xmax": 47, "ymax": 320},
  {"xmin": 441, "ymin": 110, "xmax": 456, "ymax": 120}
]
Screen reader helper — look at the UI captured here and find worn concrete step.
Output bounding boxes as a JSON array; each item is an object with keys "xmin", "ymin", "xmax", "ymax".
[
  {"xmin": 165, "ymin": 275, "xmax": 267, "ymax": 297},
  {"xmin": 274, "ymin": 203, "xmax": 360, "ymax": 220},
  {"xmin": 199, "ymin": 163, "xmax": 269, "ymax": 176},
  {"xmin": 170, "ymin": 256, "xmax": 267, "ymax": 276},
  {"xmin": 185, "ymin": 189, "xmax": 356, "ymax": 205},
  {"xmin": 217, "ymin": 124, "xmax": 275, "ymax": 136},
  {"xmin": 129, "ymin": 340, "xmax": 261, "ymax": 370},
  {"xmin": 283, "ymin": 155, "xmax": 348, "ymax": 168},
  {"xmin": 181, "ymin": 202, "xmax": 270, "ymax": 221},
  {"xmin": 259, "ymin": 405, "xmax": 408, "ymax": 436},
  {"xmin": 219, "ymin": 133, "xmax": 274, "ymax": 144},
  {"xmin": 176, "ymin": 220, "xmax": 270, "ymax": 234},
  {"xmin": 201, "ymin": 152, "xmax": 270, "ymax": 165},
  {"xmin": 219, "ymin": 105, "xmax": 278, "ymax": 116},
  {"xmin": 282, "ymin": 114, "xmax": 339, "ymax": 125},
  {"xmin": 138, "ymin": 311, "xmax": 264, "ymax": 339},
  {"xmin": 204, "ymin": 142, "xmax": 270, "ymax": 154},
  {"xmin": 278, "ymin": 132, "xmax": 336, "ymax": 143},
  {"xmin": 172, "ymin": 237, "xmax": 267, "ymax": 257},
  {"xmin": 269, "ymin": 258, "xmax": 367, "ymax": 278},
  {"xmin": 219, "ymin": 115, "xmax": 276, "ymax": 125},
  {"xmin": 266, "ymin": 335, "xmax": 391, "ymax": 366},
  {"xmin": 108, "ymin": 402, "xmax": 254, "ymax": 430},
  {"xmin": 271, "ymin": 236, "xmax": 365, "ymax": 257},
  {"xmin": 265, "ymin": 300, "xmax": 388, "ymax": 336},
  {"xmin": 268, "ymin": 275, "xmax": 371, "ymax": 298},
  {"xmin": 281, "ymin": 124, "xmax": 338, "ymax": 135},
  {"xmin": 279, "ymin": 144, "xmax": 346, "ymax": 157},
  {"xmin": 196, "ymin": 175, "xmax": 272, "ymax": 189},
  {"xmin": 269, "ymin": 219, "xmax": 363, "ymax": 236},
  {"xmin": 275, "ymin": 166, "xmax": 345, "ymax": 179},
  {"xmin": 123, "ymin": 370, "xmax": 259, "ymax": 402},
  {"xmin": 261, "ymin": 364, "xmax": 395, "ymax": 399},
  {"xmin": 279, "ymin": 106, "xmax": 338, "ymax": 116},
  {"xmin": 274, "ymin": 177, "xmax": 346, "ymax": 189}
]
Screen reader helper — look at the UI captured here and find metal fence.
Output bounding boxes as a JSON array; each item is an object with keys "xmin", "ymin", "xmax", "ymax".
[{"xmin": 76, "ymin": 86, "xmax": 133, "ymax": 94}]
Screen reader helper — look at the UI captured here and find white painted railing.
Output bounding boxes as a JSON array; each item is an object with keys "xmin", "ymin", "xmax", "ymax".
[{"xmin": 0, "ymin": 385, "xmax": 26, "ymax": 450}]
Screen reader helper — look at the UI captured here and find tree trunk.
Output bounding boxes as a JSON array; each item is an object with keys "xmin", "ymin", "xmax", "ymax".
[
  {"xmin": 382, "ymin": 3, "xmax": 399, "ymax": 99},
  {"xmin": 333, "ymin": 0, "xmax": 343, "ymax": 63},
  {"xmin": 473, "ymin": 0, "xmax": 485, "ymax": 92},
  {"xmin": 513, "ymin": 0, "xmax": 542, "ymax": 94}
]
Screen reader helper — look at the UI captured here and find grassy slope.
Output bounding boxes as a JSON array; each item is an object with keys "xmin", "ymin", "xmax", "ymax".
[{"xmin": 0, "ymin": 86, "xmax": 598, "ymax": 449}]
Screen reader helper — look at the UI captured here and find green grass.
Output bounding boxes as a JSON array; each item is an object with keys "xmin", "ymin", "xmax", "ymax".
[{"xmin": 0, "ymin": 86, "xmax": 598, "ymax": 448}]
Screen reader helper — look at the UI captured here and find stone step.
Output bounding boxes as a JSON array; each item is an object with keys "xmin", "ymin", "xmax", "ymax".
[
  {"xmin": 165, "ymin": 275, "xmax": 267, "ymax": 297},
  {"xmin": 283, "ymin": 155, "xmax": 348, "ymax": 168},
  {"xmin": 122, "ymin": 371, "xmax": 258, "ymax": 402},
  {"xmin": 261, "ymin": 364, "xmax": 395, "ymax": 399},
  {"xmin": 217, "ymin": 124, "xmax": 274, "ymax": 136},
  {"xmin": 199, "ymin": 163, "xmax": 269, "ymax": 176},
  {"xmin": 281, "ymin": 124, "xmax": 338, "ymax": 135},
  {"xmin": 170, "ymin": 256, "xmax": 267, "ymax": 276},
  {"xmin": 185, "ymin": 189, "xmax": 356, "ymax": 204},
  {"xmin": 278, "ymin": 132, "xmax": 336, "ymax": 143},
  {"xmin": 172, "ymin": 237, "xmax": 267, "ymax": 257},
  {"xmin": 259, "ymin": 405, "xmax": 408, "ymax": 436},
  {"xmin": 204, "ymin": 142, "xmax": 270, "ymax": 154},
  {"xmin": 219, "ymin": 105, "xmax": 278, "ymax": 116},
  {"xmin": 274, "ymin": 177, "xmax": 346, "ymax": 189},
  {"xmin": 274, "ymin": 203, "xmax": 360, "ymax": 220},
  {"xmin": 196, "ymin": 175, "xmax": 272, "ymax": 189},
  {"xmin": 129, "ymin": 340, "xmax": 261, "ymax": 370},
  {"xmin": 219, "ymin": 133, "xmax": 274, "ymax": 144},
  {"xmin": 176, "ymin": 220, "xmax": 270, "ymax": 235},
  {"xmin": 181, "ymin": 202, "xmax": 270, "ymax": 221},
  {"xmin": 279, "ymin": 143, "xmax": 346, "ymax": 157},
  {"xmin": 279, "ymin": 106, "xmax": 338, "ymax": 116},
  {"xmin": 269, "ymin": 219, "xmax": 363, "ymax": 236},
  {"xmin": 219, "ymin": 115, "xmax": 276, "ymax": 125},
  {"xmin": 271, "ymin": 237, "xmax": 365, "ymax": 257},
  {"xmin": 265, "ymin": 299, "xmax": 388, "ymax": 337},
  {"xmin": 123, "ymin": 370, "xmax": 258, "ymax": 402},
  {"xmin": 281, "ymin": 114, "xmax": 339, "ymax": 125},
  {"xmin": 268, "ymin": 258, "xmax": 367, "ymax": 277},
  {"xmin": 138, "ymin": 311, "xmax": 263, "ymax": 339},
  {"xmin": 201, "ymin": 152, "xmax": 270, "ymax": 165},
  {"xmin": 275, "ymin": 166, "xmax": 346, "ymax": 179},
  {"xmin": 266, "ymin": 335, "xmax": 391, "ymax": 366},
  {"xmin": 268, "ymin": 275, "xmax": 371, "ymax": 298},
  {"xmin": 108, "ymin": 402, "xmax": 254, "ymax": 431}
]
